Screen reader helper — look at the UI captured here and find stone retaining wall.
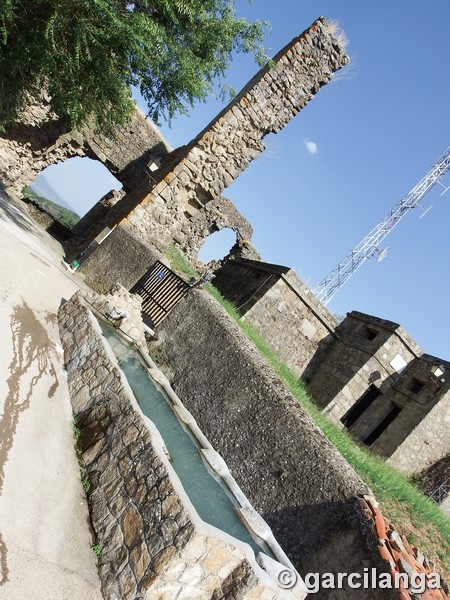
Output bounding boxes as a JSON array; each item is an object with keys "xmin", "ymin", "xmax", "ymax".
[{"xmin": 58, "ymin": 291, "xmax": 302, "ymax": 599}]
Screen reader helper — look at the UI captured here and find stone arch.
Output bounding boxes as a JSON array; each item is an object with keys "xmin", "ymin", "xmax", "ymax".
[
  {"xmin": 177, "ymin": 195, "xmax": 260, "ymax": 267},
  {"xmin": 0, "ymin": 97, "xmax": 171, "ymax": 199},
  {"xmin": 31, "ymin": 155, "xmax": 122, "ymax": 221}
]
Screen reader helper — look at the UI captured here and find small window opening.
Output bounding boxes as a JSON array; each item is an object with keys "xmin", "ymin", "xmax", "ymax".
[
  {"xmin": 408, "ymin": 377, "xmax": 425, "ymax": 394},
  {"xmin": 365, "ymin": 327, "xmax": 378, "ymax": 341}
]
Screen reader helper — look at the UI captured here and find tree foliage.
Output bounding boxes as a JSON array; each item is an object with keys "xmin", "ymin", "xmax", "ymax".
[{"xmin": 0, "ymin": 0, "xmax": 268, "ymax": 132}]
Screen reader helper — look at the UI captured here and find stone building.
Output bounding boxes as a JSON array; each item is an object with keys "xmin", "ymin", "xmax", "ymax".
[
  {"xmin": 212, "ymin": 257, "xmax": 338, "ymax": 378},
  {"xmin": 307, "ymin": 311, "xmax": 450, "ymax": 476}
]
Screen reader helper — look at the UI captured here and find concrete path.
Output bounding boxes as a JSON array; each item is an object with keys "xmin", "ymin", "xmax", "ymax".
[{"xmin": 0, "ymin": 192, "xmax": 102, "ymax": 599}]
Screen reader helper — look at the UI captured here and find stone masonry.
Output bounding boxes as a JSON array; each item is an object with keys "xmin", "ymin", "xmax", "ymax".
[
  {"xmin": 0, "ymin": 97, "xmax": 171, "ymax": 199},
  {"xmin": 212, "ymin": 257, "xmax": 338, "ymax": 378},
  {"xmin": 68, "ymin": 17, "xmax": 349, "ymax": 267},
  {"xmin": 307, "ymin": 311, "xmax": 450, "ymax": 477},
  {"xmin": 58, "ymin": 290, "xmax": 301, "ymax": 600},
  {"xmin": 212, "ymin": 258, "xmax": 450, "ymax": 481},
  {"xmin": 150, "ymin": 288, "xmax": 402, "ymax": 600},
  {"xmin": 149, "ymin": 284, "xmax": 449, "ymax": 598}
]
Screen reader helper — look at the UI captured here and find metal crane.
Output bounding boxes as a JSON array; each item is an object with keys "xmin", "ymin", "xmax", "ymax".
[{"xmin": 314, "ymin": 146, "xmax": 450, "ymax": 305}]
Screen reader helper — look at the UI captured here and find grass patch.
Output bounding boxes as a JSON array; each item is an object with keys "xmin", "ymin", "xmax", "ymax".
[
  {"xmin": 72, "ymin": 418, "xmax": 82, "ymax": 442},
  {"xmin": 164, "ymin": 244, "xmax": 198, "ymax": 278},
  {"xmin": 72, "ymin": 416, "xmax": 91, "ymax": 494}
]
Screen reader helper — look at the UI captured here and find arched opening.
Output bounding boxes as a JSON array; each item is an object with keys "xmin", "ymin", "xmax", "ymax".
[
  {"xmin": 27, "ymin": 157, "xmax": 122, "ymax": 228},
  {"xmin": 198, "ymin": 228, "xmax": 237, "ymax": 263}
]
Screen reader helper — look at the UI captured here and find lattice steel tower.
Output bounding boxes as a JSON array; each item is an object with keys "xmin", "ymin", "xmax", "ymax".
[{"xmin": 314, "ymin": 146, "xmax": 450, "ymax": 305}]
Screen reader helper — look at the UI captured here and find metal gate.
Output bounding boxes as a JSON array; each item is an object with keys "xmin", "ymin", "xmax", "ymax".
[{"xmin": 130, "ymin": 261, "xmax": 191, "ymax": 327}]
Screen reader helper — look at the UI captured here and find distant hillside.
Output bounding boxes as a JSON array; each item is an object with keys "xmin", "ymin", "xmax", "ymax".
[
  {"xmin": 29, "ymin": 176, "xmax": 75, "ymax": 212},
  {"xmin": 22, "ymin": 186, "xmax": 80, "ymax": 229}
]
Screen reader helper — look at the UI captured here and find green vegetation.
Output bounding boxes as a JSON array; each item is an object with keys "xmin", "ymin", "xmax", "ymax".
[
  {"xmin": 164, "ymin": 244, "xmax": 450, "ymax": 574},
  {"xmin": 81, "ymin": 469, "xmax": 90, "ymax": 494},
  {"xmin": 22, "ymin": 186, "xmax": 80, "ymax": 229},
  {"xmin": 71, "ymin": 415, "xmax": 91, "ymax": 494},
  {"xmin": 91, "ymin": 543, "xmax": 102, "ymax": 557},
  {"xmin": 1, "ymin": 0, "xmax": 268, "ymax": 132},
  {"xmin": 72, "ymin": 418, "xmax": 82, "ymax": 442}
]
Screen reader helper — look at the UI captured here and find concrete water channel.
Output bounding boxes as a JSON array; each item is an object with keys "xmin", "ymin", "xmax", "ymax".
[{"xmin": 101, "ymin": 322, "xmax": 284, "ymax": 563}]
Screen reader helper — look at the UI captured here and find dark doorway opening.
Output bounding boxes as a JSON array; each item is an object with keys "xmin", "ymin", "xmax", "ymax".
[
  {"xmin": 341, "ymin": 384, "xmax": 380, "ymax": 428},
  {"xmin": 363, "ymin": 405, "xmax": 402, "ymax": 446}
]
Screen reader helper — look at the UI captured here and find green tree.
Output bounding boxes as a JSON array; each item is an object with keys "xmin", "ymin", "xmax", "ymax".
[{"xmin": 0, "ymin": 0, "xmax": 268, "ymax": 132}]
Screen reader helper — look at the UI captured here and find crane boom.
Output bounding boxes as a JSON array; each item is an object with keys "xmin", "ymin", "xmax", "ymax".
[{"xmin": 314, "ymin": 146, "xmax": 450, "ymax": 305}]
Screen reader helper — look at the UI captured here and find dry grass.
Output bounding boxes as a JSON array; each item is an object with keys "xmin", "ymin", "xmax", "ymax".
[{"xmin": 326, "ymin": 19, "xmax": 349, "ymax": 51}]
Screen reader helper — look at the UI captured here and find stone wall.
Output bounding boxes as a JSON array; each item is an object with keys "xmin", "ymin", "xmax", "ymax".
[
  {"xmin": 77, "ymin": 224, "xmax": 165, "ymax": 294},
  {"xmin": 386, "ymin": 383, "xmax": 450, "ymax": 476},
  {"xmin": 150, "ymin": 288, "xmax": 400, "ymax": 599},
  {"xmin": 59, "ymin": 293, "xmax": 194, "ymax": 599},
  {"xmin": 213, "ymin": 258, "xmax": 338, "ymax": 378},
  {"xmin": 0, "ymin": 98, "xmax": 171, "ymax": 199},
  {"xmin": 58, "ymin": 291, "xmax": 303, "ymax": 599},
  {"xmin": 66, "ymin": 17, "xmax": 349, "ymax": 268}
]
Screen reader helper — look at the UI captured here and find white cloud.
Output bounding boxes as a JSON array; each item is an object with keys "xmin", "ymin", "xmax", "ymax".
[{"xmin": 304, "ymin": 138, "xmax": 318, "ymax": 155}]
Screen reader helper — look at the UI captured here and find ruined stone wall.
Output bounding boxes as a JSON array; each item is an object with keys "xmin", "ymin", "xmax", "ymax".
[
  {"xmin": 0, "ymin": 99, "xmax": 171, "ymax": 198},
  {"xmin": 213, "ymin": 258, "xmax": 338, "ymax": 378},
  {"xmin": 66, "ymin": 17, "xmax": 349, "ymax": 267},
  {"xmin": 122, "ymin": 17, "xmax": 349, "ymax": 263},
  {"xmin": 150, "ymin": 289, "xmax": 398, "ymax": 599}
]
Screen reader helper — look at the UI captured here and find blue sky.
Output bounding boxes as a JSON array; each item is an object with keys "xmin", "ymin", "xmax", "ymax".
[{"xmin": 36, "ymin": 0, "xmax": 450, "ymax": 360}]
